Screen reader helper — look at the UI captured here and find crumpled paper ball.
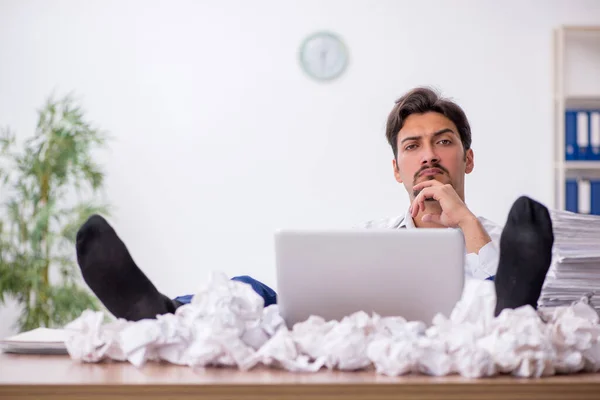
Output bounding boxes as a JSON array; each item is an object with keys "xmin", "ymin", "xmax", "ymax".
[{"xmin": 63, "ymin": 271, "xmax": 600, "ymax": 378}]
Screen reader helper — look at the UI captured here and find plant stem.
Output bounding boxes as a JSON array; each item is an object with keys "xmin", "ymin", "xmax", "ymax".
[{"xmin": 40, "ymin": 139, "xmax": 51, "ymax": 293}]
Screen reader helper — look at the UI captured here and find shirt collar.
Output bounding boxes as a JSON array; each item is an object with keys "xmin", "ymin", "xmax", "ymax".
[{"xmin": 398, "ymin": 206, "xmax": 416, "ymax": 229}]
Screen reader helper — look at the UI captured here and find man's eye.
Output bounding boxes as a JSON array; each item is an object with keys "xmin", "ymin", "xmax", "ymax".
[
  {"xmin": 438, "ymin": 139, "xmax": 451, "ymax": 145},
  {"xmin": 405, "ymin": 144, "xmax": 417, "ymax": 151}
]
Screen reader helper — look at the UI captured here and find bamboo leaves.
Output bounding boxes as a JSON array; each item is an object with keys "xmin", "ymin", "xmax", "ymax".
[{"xmin": 0, "ymin": 94, "xmax": 110, "ymax": 332}]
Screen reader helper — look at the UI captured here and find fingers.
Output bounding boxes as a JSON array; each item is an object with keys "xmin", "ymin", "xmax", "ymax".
[
  {"xmin": 411, "ymin": 183, "xmax": 454, "ymax": 216},
  {"xmin": 412, "ymin": 181, "xmax": 444, "ymax": 216},
  {"xmin": 411, "ymin": 192, "xmax": 423, "ymax": 217},
  {"xmin": 411, "ymin": 187, "xmax": 437, "ymax": 217},
  {"xmin": 417, "ymin": 190, "xmax": 427, "ymax": 215},
  {"xmin": 412, "ymin": 179, "xmax": 444, "ymax": 193}
]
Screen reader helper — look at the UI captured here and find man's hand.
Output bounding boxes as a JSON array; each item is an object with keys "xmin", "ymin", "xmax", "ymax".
[
  {"xmin": 411, "ymin": 180, "xmax": 474, "ymax": 228},
  {"xmin": 411, "ymin": 180, "xmax": 492, "ymax": 254}
]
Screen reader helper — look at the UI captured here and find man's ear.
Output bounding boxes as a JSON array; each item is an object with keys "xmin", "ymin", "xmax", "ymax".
[
  {"xmin": 465, "ymin": 148, "xmax": 474, "ymax": 174},
  {"xmin": 393, "ymin": 159, "xmax": 403, "ymax": 183}
]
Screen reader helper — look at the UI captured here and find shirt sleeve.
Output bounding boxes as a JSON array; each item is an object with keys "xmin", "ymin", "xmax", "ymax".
[
  {"xmin": 464, "ymin": 240, "xmax": 500, "ymax": 279},
  {"xmin": 464, "ymin": 217, "xmax": 503, "ymax": 279}
]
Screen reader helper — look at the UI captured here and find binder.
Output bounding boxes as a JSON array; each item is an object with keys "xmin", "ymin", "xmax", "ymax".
[
  {"xmin": 591, "ymin": 111, "xmax": 600, "ymax": 161},
  {"xmin": 566, "ymin": 179, "xmax": 578, "ymax": 213},
  {"xmin": 577, "ymin": 111, "xmax": 590, "ymax": 160},
  {"xmin": 592, "ymin": 180, "xmax": 600, "ymax": 216},
  {"xmin": 578, "ymin": 179, "xmax": 591, "ymax": 214},
  {"xmin": 565, "ymin": 111, "xmax": 577, "ymax": 160}
]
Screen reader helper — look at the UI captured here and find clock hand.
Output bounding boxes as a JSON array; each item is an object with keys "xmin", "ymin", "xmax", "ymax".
[{"xmin": 320, "ymin": 49, "xmax": 327, "ymax": 73}]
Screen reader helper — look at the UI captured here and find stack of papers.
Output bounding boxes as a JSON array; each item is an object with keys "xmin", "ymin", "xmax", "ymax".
[
  {"xmin": 539, "ymin": 209, "xmax": 600, "ymax": 312},
  {"xmin": 0, "ymin": 327, "xmax": 68, "ymax": 354}
]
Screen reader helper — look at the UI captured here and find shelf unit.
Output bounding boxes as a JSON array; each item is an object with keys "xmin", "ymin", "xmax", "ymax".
[{"xmin": 553, "ymin": 25, "xmax": 600, "ymax": 211}]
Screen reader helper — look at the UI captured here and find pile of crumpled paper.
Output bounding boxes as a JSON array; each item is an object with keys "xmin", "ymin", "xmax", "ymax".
[{"xmin": 63, "ymin": 272, "xmax": 600, "ymax": 378}]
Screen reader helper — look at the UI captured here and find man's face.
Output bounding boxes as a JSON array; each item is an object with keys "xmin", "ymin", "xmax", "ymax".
[{"xmin": 392, "ymin": 111, "xmax": 474, "ymax": 202}]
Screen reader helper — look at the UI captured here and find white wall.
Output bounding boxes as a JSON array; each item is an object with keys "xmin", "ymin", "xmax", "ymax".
[{"xmin": 1, "ymin": 0, "xmax": 599, "ymax": 338}]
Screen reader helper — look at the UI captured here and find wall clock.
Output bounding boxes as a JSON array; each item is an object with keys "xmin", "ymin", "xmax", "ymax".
[{"xmin": 298, "ymin": 31, "xmax": 349, "ymax": 82}]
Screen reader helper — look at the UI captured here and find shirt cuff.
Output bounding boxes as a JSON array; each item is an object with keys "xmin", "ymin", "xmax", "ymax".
[{"xmin": 464, "ymin": 241, "xmax": 499, "ymax": 280}]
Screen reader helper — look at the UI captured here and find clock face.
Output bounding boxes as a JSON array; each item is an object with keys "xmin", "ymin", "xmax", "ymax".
[{"xmin": 299, "ymin": 31, "xmax": 349, "ymax": 82}]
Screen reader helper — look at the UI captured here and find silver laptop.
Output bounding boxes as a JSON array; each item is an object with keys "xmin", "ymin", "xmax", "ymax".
[{"xmin": 274, "ymin": 228, "xmax": 465, "ymax": 328}]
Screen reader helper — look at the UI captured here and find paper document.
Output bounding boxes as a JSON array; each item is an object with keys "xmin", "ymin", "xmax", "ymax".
[
  {"xmin": 539, "ymin": 210, "xmax": 600, "ymax": 312},
  {"xmin": 0, "ymin": 327, "xmax": 68, "ymax": 354}
]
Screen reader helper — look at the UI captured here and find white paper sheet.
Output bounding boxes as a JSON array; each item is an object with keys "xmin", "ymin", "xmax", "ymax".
[
  {"xmin": 1, "ymin": 327, "xmax": 69, "ymax": 354},
  {"xmin": 540, "ymin": 210, "xmax": 600, "ymax": 314}
]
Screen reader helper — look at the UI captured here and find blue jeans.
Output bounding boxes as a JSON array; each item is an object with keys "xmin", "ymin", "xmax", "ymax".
[
  {"xmin": 174, "ymin": 275, "xmax": 277, "ymax": 307},
  {"xmin": 174, "ymin": 274, "xmax": 495, "ymax": 307}
]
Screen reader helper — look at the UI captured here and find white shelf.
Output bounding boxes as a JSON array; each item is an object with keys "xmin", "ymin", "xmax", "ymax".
[
  {"xmin": 562, "ymin": 25, "xmax": 600, "ymax": 33},
  {"xmin": 553, "ymin": 25, "xmax": 600, "ymax": 210},
  {"xmin": 563, "ymin": 161, "xmax": 600, "ymax": 170},
  {"xmin": 562, "ymin": 96, "xmax": 600, "ymax": 109}
]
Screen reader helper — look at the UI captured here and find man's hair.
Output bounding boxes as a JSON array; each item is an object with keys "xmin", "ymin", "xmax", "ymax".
[{"xmin": 385, "ymin": 87, "xmax": 472, "ymax": 159}]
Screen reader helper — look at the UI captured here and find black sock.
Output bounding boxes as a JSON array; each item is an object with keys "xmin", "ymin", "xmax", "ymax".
[
  {"xmin": 494, "ymin": 196, "xmax": 554, "ymax": 317},
  {"xmin": 76, "ymin": 214, "xmax": 181, "ymax": 321}
]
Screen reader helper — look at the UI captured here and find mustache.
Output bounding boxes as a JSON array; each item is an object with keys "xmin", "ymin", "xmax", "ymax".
[
  {"xmin": 413, "ymin": 163, "xmax": 449, "ymax": 181},
  {"xmin": 412, "ymin": 163, "xmax": 449, "ymax": 200}
]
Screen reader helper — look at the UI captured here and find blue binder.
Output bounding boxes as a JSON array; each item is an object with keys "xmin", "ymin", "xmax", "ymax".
[
  {"xmin": 576, "ymin": 111, "xmax": 590, "ymax": 161},
  {"xmin": 565, "ymin": 111, "xmax": 577, "ymax": 160},
  {"xmin": 591, "ymin": 111, "xmax": 600, "ymax": 161},
  {"xmin": 591, "ymin": 180, "xmax": 600, "ymax": 216},
  {"xmin": 566, "ymin": 179, "xmax": 578, "ymax": 213}
]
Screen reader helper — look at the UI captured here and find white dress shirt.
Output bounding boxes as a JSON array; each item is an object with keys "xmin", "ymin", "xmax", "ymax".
[{"xmin": 359, "ymin": 207, "xmax": 503, "ymax": 280}]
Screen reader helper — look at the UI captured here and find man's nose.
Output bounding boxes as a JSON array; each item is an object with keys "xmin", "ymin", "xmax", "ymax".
[{"xmin": 421, "ymin": 146, "xmax": 439, "ymax": 165}]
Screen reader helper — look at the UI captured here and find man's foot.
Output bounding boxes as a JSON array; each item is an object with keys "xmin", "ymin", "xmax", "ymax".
[
  {"xmin": 76, "ymin": 215, "xmax": 180, "ymax": 321},
  {"xmin": 494, "ymin": 196, "xmax": 554, "ymax": 317}
]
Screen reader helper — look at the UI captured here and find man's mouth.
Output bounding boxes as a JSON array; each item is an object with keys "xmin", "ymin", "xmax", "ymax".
[{"xmin": 418, "ymin": 168, "xmax": 444, "ymax": 177}]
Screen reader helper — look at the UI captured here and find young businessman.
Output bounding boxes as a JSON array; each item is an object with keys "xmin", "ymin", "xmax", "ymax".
[{"xmin": 75, "ymin": 87, "xmax": 554, "ymax": 321}]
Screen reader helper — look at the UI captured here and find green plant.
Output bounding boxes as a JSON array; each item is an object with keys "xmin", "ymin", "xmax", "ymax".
[{"xmin": 0, "ymin": 94, "xmax": 111, "ymax": 332}]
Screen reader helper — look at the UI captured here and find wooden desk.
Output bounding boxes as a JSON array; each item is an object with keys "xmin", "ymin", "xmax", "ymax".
[{"xmin": 2, "ymin": 353, "xmax": 600, "ymax": 400}]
